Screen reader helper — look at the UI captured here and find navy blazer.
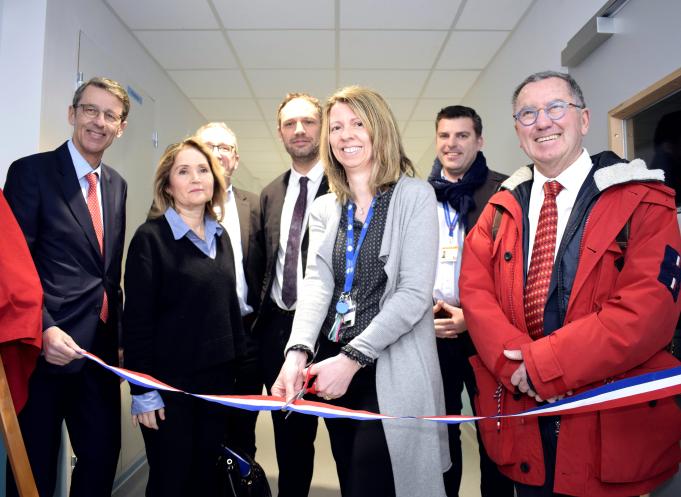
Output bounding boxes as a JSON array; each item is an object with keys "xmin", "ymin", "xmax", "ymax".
[{"xmin": 4, "ymin": 141, "xmax": 127, "ymax": 372}]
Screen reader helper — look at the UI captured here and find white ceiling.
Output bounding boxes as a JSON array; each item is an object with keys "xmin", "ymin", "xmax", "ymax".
[{"xmin": 105, "ymin": 0, "xmax": 534, "ymax": 189}]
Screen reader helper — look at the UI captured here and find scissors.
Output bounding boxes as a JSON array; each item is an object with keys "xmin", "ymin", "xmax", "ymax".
[{"xmin": 282, "ymin": 368, "xmax": 317, "ymax": 419}]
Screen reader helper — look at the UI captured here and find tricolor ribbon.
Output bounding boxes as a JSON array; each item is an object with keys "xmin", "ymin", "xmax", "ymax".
[{"xmin": 83, "ymin": 352, "xmax": 681, "ymax": 424}]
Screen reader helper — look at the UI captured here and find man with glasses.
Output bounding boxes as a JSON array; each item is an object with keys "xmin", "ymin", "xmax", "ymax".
[
  {"xmin": 460, "ymin": 71, "xmax": 681, "ymax": 496},
  {"xmin": 195, "ymin": 122, "xmax": 264, "ymax": 458},
  {"xmin": 4, "ymin": 77, "xmax": 129, "ymax": 497}
]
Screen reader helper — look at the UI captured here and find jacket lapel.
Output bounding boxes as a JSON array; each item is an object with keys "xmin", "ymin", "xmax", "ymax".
[
  {"xmin": 233, "ymin": 187, "xmax": 251, "ymax": 258},
  {"xmin": 101, "ymin": 164, "xmax": 117, "ymax": 271},
  {"xmin": 56, "ymin": 145, "xmax": 102, "ymax": 258}
]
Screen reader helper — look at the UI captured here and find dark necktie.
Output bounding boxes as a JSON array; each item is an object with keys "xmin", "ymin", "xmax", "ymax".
[
  {"xmin": 282, "ymin": 176, "xmax": 309, "ymax": 308},
  {"xmin": 524, "ymin": 180, "xmax": 563, "ymax": 340},
  {"xmin": 86, "ymin": 172, "xmax": 108, "ymax": 323}
]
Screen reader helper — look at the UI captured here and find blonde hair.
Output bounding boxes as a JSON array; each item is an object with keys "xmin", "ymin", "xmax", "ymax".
[
  {"xmin": 321, "ymin": 86, "xmax": 415, "ymax": 204},
  {"xmin": 149, "ymin": 137, "xmax": 226, "ymax": 220}
]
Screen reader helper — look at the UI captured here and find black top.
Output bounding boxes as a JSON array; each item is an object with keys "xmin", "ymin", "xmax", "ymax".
[
  {"xmin": 122, "ymin": 216, "xmax": 245, "ymax": 395},
  {"xmin": 321, "ymin": 186, "xmax": 394, "ymax": 363}
]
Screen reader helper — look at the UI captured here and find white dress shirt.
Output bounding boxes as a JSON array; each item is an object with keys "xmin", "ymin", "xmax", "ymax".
[
  {"xmin": 220, "ymin": 185, "xmax": 253, "ymax": 317},
  {"xmin": 527, "ymin": 148, "xmax": 592, "ymax": 267},
  {"xmin": 271, "ymin": 161, "xmax": 325, "ymax": 310},
  {"xmin": 433, "ymin": 198, "xmax": 466, "ymax": 306}
]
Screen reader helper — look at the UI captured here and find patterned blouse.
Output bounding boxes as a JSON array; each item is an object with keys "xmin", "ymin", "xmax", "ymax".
[{"xmin": 320, "ymin": 185, "xmax": 395, "ymax": 365}]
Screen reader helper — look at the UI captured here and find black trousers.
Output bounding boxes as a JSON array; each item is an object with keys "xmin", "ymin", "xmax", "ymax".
[
  {"xmin": 318, "ymin": 338, "xmax": 395, "ymax": 497},
  {"xmin": 256, "ymin": 299, "xmax": 318, "ymax": 497},
  {"xmin": 7, "ymin": 322, "xmax": 121, "ymax": 497},
  {"xmin": 224, "ymin": 323, "xmax": 262, "ymax": 458},
  {"xmin": 141, "ymin": 364, "xmax": 237, "ymax": 497},
  {"xmin": 437, "ymin": 336, "xmax": 514, "ymax": 497}
]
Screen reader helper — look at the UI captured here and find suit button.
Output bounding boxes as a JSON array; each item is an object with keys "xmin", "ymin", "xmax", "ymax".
[
  {"xmin": 649, "ymin": 400, "xmax": 658, "ymax": 407},
  {"xmin": 520, "ymin": 462, "xmax": 530, "ymax": 473},
  {"xmin": 513, "ymin": 392, "xmax": 522, "ymax": 401},
  {"xmin": 504, "ymin": 251, "xmax": 512, "ymax": 261}
]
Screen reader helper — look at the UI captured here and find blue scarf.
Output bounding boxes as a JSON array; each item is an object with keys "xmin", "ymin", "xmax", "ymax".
[{"xmin": 427, "ymin": 151, "xmax": 489, "ymax": 231}]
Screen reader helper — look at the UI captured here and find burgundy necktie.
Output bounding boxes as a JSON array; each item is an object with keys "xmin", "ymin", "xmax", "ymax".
[
  {"xmin": 281, "ymin": 176, "xmax": 309, "ymax": 308},
  {"xmin": 86, "ymin": 172, "xmax": 108, "ymax": 323},
  {"xmin": 524, "ymin": 180, "xmax": 563, "ymax": 340}
]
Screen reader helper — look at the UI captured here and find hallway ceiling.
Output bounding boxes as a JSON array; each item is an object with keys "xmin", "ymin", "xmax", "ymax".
[{"xmin": 105, "ymin": 0, "xmax": 533, "ymax": 188}]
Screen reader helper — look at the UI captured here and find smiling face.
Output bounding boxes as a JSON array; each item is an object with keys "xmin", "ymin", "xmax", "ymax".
[
  {"xmin": 436, "ymin": 117, "xmax": 483, "ymax": 182},
  {"xmin": 278, "ymin": 97, "xmax": 321, "ymax": 167},
  {"xmin": 328, "ymin": 102, "xmax": 374, "ymax": 176},
  {"xmin": 166, "ymin": 146, "xmax": 214, "ymax": 213},
  {"xmin": 514, "ymin": 77, "xmax": 589, "ymax": 178},
  {"xmin": 68, "ymin": 85, "xmax": 127, "ymax": 167}
]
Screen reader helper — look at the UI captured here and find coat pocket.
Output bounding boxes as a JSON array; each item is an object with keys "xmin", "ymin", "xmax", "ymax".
[{"xmin": 470, "ymin": 355, "xmax": 515, "ymax": 465}]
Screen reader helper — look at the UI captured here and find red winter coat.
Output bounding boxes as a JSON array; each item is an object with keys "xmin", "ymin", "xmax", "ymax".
[{"xmin": 460, "ymin": 159, "xmax": 681, "ymax": 497}]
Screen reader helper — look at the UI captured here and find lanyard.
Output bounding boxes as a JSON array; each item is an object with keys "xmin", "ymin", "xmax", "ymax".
[
  {"xmin": 442, "ymin": 202, "xmax": 460, "ymax": 238},
  {"xmin": 343, "ymin": 198, "xmax": 376, "ymax": 294}
]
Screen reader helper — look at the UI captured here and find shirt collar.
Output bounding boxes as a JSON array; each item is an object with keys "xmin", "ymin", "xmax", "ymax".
[
  {"xmin": 68, "ymin": 139, "xmax": 102, "ymax": 180},
  {"xmin": 164, "ymin": 207, "xmax": 223, "ymax": 241},
  {"xmin": 290, "ymin": 160, "xmax": 324, "ymax": 184},
  {"xmin": 533, "ymin": 148, "xmax": 592, "ymax": 193}
]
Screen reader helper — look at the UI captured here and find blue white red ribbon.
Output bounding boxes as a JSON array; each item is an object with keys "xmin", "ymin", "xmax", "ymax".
[{"xmin": 82, "ymin": 351, "xmax": 681, "ymax": 424}]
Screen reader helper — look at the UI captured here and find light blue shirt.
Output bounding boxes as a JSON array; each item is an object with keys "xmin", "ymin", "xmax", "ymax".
[
  {"xmin": 131, "ymin": 207, "xmax": 223, "ymax": 415},
  {"xmin": 67, "ymin": 139, "xmax": 103, "ymax": 222},
  {"xmin": 164, "ymin": 206, "xmax": 223, "ymax": 258}
]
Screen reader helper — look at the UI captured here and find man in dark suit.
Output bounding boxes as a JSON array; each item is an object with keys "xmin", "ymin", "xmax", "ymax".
[
  {"xmin": 257, "ymin": 92, "xmax": 328, "ymax": 497},
  {"xmin": 4, "ymin": 77, "xmax": 129, "ymax": 497},
  {"xmin": 196, "ymin": 122, "xmax": 264, "ymax": 457},
  {"xmin": 427, "ymin": 105, "xmax": 513, "ymax": 497}
]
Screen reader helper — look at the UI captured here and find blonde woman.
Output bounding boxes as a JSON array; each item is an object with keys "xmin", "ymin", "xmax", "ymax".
[{"xmin": 273, "ymin": 86, "xmax": 449, "ymax": 497}]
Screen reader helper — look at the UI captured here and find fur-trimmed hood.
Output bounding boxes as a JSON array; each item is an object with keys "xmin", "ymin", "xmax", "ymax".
[{"xmin": 499, "ymin": 151, "xmax": 665, "ymax": 193}]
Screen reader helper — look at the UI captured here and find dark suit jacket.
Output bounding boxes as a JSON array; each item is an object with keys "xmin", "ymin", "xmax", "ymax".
[
  {"xmin": 467, "ymin": 169, "xmax": 508, "ymax": 231},
  {"xmin": 232, "ymin": 186, "xmax": 264, "ymax": 315},
  {"xmin": 258, "ymin": 169, "xmax": 329, "ymax": 305},
  {"xmin": 4, "ymin": 141, "xmax": 127, "ymax": 373}
]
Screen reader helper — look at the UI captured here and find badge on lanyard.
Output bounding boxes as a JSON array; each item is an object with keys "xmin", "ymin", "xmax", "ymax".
[
  {"xmin": 327, "ymin": 198, "xmax": 376, "ymax": 342},
  {"xmin": 441, "ymin": 202, "xmax": 460, "ymax": 263}
]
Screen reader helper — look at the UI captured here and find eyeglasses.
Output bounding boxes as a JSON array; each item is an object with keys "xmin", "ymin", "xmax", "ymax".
[
  {"xmin": 210, "ymin": 144, "xmax": 236, "ymax": 156},
  {"xmin": 76, "ymin": 104, "xmax": 123, "ymax": 124},
  {"xmin": 513, "ymin": 100, "xmax": 585, "ymax": 127}
]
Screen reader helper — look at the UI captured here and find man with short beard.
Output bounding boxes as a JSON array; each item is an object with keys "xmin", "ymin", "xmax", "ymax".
[{"xmin": 255, "ymin": 93, "xmax": 328, "ymax": 497}]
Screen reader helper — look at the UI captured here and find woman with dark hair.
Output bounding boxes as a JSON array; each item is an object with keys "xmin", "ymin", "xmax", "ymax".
[
  {"xmin": 273, "ymin": 86, "xmax": 449, "ymax": 497},
  {"xmin": 123, "ymin": 137, "xmax": 244, "ymax": 496}
]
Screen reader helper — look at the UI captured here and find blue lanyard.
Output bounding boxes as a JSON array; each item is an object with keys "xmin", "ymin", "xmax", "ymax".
[
  {"xmin": 343, "ymin": 198, "xmax": 376, "ymax": 294},
  {"xmin": 442, "ymin": 202, "xmax": 460, "ymax": 237}
]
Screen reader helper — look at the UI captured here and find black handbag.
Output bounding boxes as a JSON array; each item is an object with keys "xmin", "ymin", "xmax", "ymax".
[{"xmin": 217, "ymin": 444, "xmax": 272, "ymax": 497}]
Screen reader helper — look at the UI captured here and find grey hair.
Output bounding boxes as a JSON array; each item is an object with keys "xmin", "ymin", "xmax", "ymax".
[{"xmin": 512, "ymin": 71, "xmax": 586, "ymax": 108}]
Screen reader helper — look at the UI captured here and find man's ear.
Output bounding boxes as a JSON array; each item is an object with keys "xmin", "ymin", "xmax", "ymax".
[{"xmin": 116, "ymin": 120, "xmax": 128, "ymax": 138}]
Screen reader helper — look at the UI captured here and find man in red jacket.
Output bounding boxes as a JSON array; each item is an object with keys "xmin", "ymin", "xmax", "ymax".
[
  {"xmin": 460, "ymin": 71, "xmax": 681, "ymax": 497},
  {"xmin": 0, "ymin": 189, "xmax": 43, "ymax": 414}
]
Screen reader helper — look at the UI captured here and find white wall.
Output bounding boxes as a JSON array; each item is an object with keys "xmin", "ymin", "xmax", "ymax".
[
  {"xmin": 417, "ymin": 0, "xmax": 603, "ymax": 175},
  {"xmin": 40, "ymin": 0, "xmax": 206, "ymax": 164},
  {"xmin": 572, "ymin": 0, "xmax": 681, "ymax": 157},
  {"xmin": 0, "ymin": 0, "xmax": 47, "ymax": 186}
]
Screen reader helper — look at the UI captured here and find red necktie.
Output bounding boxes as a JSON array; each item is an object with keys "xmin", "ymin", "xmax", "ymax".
[
  {"xmin": 524, "ymin": 180, "xmax": 563, "ymax": 340},
  {"xmin": 86, "ymin": 172, "xmax": 108, "ymax": 323}
]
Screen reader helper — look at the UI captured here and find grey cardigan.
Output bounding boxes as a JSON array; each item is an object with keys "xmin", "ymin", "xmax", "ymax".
[{"xmin": 287, "ymin": 175, "xmax": 450, "ymax": 497}]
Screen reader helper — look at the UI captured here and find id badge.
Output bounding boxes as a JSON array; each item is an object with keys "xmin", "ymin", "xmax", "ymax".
[
  {"xmin": 440, "ymin": 244, "xmax": 459, "ymax": 262},
  {"xmin": 338, "ymin": 296, "xmax": 356, "ymax": 329}
]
